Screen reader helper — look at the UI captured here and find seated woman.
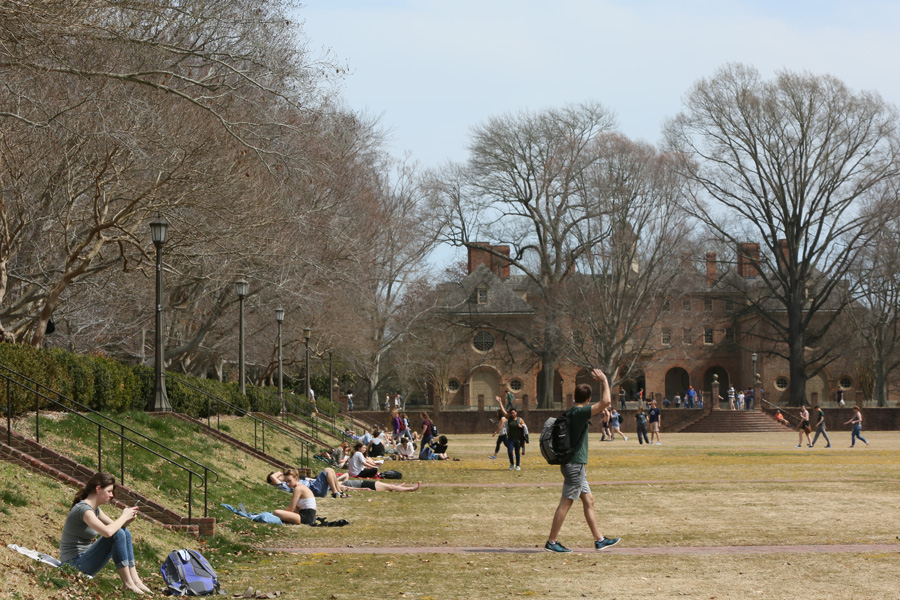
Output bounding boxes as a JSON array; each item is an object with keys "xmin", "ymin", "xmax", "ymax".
[
  {"xmin": 58, "ymin": 472, "xmax": 151, "ymax": 594},
  {"xmin": 367, "ymin": 429, "xmax": 386, "ymax": 458},
  {"xmin": 341, "ymin": 479, "xmax": 422, "ymax": 492},
  {"xmin": 396, "ymin": 436, "xmax": 416, "ymax": 460},
  {"xmin": 272, "ymin": 471, "xmax": 319, "ymax": 525},
  {"xmin": 330, "ymin": 442, "xmax": 351, "ymax": 468},
  {"xmin": 420, "ymin": 435, "xmax": 450, "ymax": 460},
  {"xmin": 348, "ymin": 442, "xmax": 380, "ymax": 478}
]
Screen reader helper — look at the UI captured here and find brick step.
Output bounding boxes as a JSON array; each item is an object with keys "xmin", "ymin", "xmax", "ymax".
[{"xmin": 681, "ymin": 411, "xmax": 785, "ymax": 433}]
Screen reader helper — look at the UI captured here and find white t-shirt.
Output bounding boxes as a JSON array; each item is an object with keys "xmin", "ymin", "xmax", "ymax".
[
  {"xmin": 397, "ymin": 441, "xmax": 414, "ymax": 458},
  {"xmin": 348, "ymin": 451, "xmax": 368, "ymax": 476}
]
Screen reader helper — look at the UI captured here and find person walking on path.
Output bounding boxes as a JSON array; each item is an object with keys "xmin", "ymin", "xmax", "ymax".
[
  {"xmin": 608, "ymin": 409, "xmax": 628, "ymax": 441},
  {"xmin": 810, "ymin": 405, "xmax": 831, "ymax": 448},
  {"xmin": 600, "ymin": 406, "xmax": 612, "ymax": 441},
  {"xmin": 796, "ymin": 405, "xmax": 813, "ymax": 447},
  {"xmin": 545, "ymin": 368, "xmax": 620, "ymax": 553},
  {"xmin": 648, "ymin": 400, "xmax": 662, "ymax": 445},
  {"xmin": 845, "ymin": 406, "xmax": 869, "ymax": 447},
  {"xmin": 634, "ymin": 406, "xmax": 650, "ymax": 445}
]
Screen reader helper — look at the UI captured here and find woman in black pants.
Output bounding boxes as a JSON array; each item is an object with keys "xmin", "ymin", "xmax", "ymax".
[
  {"xmin": 490, "ymin": 408, "xmax": 507, "ymax": 459},
  {"xmin": 635, "ymin": 406, "xmax": 650, "ymax": 445}
]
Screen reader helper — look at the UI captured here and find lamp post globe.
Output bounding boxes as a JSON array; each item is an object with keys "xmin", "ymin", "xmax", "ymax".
[
  {"xmin": 235, "ymin": 280, "xmax": 249, "ymax": 395},
  {"xmin": 149, "ymin": 217, "xmax": 171, "ymax": 412}
]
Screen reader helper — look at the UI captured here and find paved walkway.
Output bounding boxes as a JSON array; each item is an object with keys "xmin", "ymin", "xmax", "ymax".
[
  {"xmin": 263, "ymin": 542, "xmax": 899, "ymax": 556},
  {"xmin": 422, "ymin": 477, "xmax": 891, "ymax": 488}
]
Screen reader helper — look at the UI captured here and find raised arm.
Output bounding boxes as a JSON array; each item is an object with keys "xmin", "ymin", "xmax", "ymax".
[
  {"xmin": 589, "ymin": 368, "xmax": 611, "ymax": 416},
  {"xmin": 84, "ymin": 505, "xmax": 138, "ymax": 539},
  {"xmin": 496, "ymin": 396, "xmax": 509, "ymax": 418}
]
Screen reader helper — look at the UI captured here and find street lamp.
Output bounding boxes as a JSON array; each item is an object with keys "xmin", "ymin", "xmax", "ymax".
[
  {"xmin": 149, "ymin": 217, "xmax": 171, "ymax": 412},
  {"xmin": 275, "ymin": 308, "xmax": 285, "ymax": 413},
  {"xmin": 304, "ymin": 327, "xmax": 311, "ymax": 405},
  {"xmin": 235, "ymin": 279, "xmax": 249, "ymax": 395},
  {"xmin": 751, "ymin": 352, "xmax": 759, "ymax": 410}
]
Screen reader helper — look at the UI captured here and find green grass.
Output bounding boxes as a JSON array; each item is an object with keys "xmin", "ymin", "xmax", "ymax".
[{"xmin": 5, "ymin": 421, "xmax": 900, "ymax": 599}]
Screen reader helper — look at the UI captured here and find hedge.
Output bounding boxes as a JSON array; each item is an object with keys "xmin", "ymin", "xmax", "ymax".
[{"xmin": 0, "ymin": 343, "xmax": 301, "ymax": 419}]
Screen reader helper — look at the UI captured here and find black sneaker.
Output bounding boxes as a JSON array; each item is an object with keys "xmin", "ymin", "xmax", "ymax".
[
  {"xmin": 595, "ymin": 537, "xmax": 620, "ymax": 550},
  {"xmin": 544, "ymin": 540, "xmax": 571, "ymax": 553}
]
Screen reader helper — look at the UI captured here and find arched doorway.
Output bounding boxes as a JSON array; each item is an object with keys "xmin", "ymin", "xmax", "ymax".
[
  {"xmin": 536, "ymin": 368, "xmax": 563, "ymax": 406},
  {"xmin": 703, "ymin": 366, "xmax": 730, "ymax": 408},
  {"xmin": 665, "ymin": 367, "xmax": 690, "ymax": 402},
  {"xmin": 617, "ymin": 363, "xmax": 646, "ymax": 403},
  {"xmin": 468, "ymin": 369, "xmax": 499, "ymax": 407}
]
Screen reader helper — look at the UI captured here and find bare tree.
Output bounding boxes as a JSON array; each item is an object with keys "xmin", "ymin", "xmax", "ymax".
[
  {"xmin": 665, "ymin": 64, "xmax": 900, "ymax": 405},
  {"xmin": 430, "ymin": 102, "xmax": 620, "ymax": 407}
]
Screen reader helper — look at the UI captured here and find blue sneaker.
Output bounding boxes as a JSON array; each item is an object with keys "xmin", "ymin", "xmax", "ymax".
[
  {"xmin": 595, "ymin": 537, "xmax": 620, "ymax": 550},
  {"xmin": 544, "ymin": 541, "xmax": 571, "ymax": 553}
]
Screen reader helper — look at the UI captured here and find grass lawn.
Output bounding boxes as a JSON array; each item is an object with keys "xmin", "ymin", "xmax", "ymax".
[{"xmin": 2, "ymin": 423, "xmax": 899, "ymax": 599}]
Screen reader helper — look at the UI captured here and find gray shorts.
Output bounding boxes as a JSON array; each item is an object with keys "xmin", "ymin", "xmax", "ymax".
[{"xmin": 560, "ymin": 463, "xmax": 591, "ymax": 500}]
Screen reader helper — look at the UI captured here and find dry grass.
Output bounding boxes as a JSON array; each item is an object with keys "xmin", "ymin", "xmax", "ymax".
[{"xmin": 3, "ymin": 425, "xmax": 900, "ymax": 599}]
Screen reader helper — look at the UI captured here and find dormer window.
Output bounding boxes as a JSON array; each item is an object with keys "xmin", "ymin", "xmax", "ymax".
[{"xmin": 477, "ymin": 286, "xmax": 488, "ymax": 304}]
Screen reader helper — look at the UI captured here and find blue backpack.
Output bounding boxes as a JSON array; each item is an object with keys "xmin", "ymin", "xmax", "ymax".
[{"xmin": 161, "ymin": 549, "xmax": 220, "ymax": 596}]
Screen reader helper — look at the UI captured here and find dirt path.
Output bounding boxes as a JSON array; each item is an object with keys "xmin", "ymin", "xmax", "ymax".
[{"xmin": 263, "ymin": 542, "xmax": 900, "ymax": 556}]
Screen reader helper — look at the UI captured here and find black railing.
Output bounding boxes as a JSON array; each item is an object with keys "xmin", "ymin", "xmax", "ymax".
[
  {"xmin": 758, "ymin": 397, "xmax": 798, "ymax": 424},
  {"xmin": 0, "ymin": 364, "xmax": 218, "ymax": 522},
  {"xmin": 276, "ymin": 393, "xmax": 350, "ymax": 442},
  {"xmin": 165, "ymin": 373, "xmax": 313, "ymax": 467}
]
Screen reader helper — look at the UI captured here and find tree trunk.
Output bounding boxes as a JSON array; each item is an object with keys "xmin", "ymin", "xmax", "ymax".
[{"xmin": 787, "ymin": 299, "xmax": 807, "ymax": 406}]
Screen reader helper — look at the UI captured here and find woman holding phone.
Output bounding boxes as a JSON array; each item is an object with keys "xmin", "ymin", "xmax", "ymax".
[{"xmin": 58, "ymin": 472, "xmax": 151, "ymax": 594}]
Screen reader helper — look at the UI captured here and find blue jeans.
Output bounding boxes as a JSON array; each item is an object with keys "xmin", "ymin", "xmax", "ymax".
[
  {"xmin": 506, "ymin": 438, "xmax": 521, "ymax": 467},
  {"xmin": 66, "ymin": 528, "xmax": 135, "ymax": 576},
  {"xmin": 636, "ymin": 425, "xmax": 649, "ymax": 444},
  {"xmin": 851, "ymin": 424, "xmax": 868, "ymax": 446}
]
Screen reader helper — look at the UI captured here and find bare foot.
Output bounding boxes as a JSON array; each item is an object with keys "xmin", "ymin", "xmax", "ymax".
[
  {"xmin": 136, "ymin": 582, "xmax": 153, "ymax": 593},
  {"xmin": 124, "ymin": 583, "xmax": 145, "ymax": 594},
  {"xmin": 413, "ymin": 481, "xmax": 421, "ymax": 491}
]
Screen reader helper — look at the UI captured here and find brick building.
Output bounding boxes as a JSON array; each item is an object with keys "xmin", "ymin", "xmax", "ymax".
[{"xmin": 436, "ymin": 243, "xmax": 864, "ymax": 409}]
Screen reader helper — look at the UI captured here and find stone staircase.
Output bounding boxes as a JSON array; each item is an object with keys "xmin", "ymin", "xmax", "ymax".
[
  {"xmin": 679, "ymin": 410, "xmax": 786, "ymax": 433},
  {"xmin": 0, "ymin": 426, "xmax": 214, "ymax": 536},
  {"xmin": 163, "ymin": 413, "xmax": 310, "ymax": 477}
]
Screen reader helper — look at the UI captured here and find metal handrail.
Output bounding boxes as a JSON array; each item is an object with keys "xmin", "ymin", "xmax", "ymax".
[
  {"xmin": 276, "ymin": 393, "xmax": 349, "ymax": 441},
  {"xmin": 165, "ymin": 373, "xmax": 313, "ymax": 466},
  {"xmin": 758, "ymin": 397, "xmax": 799, "ymax": 423},
  {"xmin": 0, "ymin": 367, "xmax": 217, "ymax": 522}
]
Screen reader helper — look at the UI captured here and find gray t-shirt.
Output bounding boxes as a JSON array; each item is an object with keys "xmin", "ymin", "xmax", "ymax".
[{"xmin": 59, "ymin": 501, "xmax": 99, "ymax": 563}]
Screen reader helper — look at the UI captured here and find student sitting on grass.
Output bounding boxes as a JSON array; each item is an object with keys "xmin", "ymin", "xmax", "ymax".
[
  {"xmin": 267, "ymin": 468, "xmax": 349, "ymax": 498},
  {"xmin": 419, "ymin": 435, "xmax": 450, "ymax": 460},
  {"xmin": 396, "ymin": 436, "xmax": 416, "ymax": 460},
  {"xmin": 59, "ymin": 472, "xmax": 152, "ymax": 594},
  {"xmin": 272, "ymin": 471, "xmax": 320, "ymax": 525},
  {"xmin": 348, "ymin": 442, "xmax": 380, "ymax": 478}
]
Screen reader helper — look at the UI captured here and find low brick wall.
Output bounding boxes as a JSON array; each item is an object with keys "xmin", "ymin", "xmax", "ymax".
[{"xmin": 346, "ymin": 407, "xmax": 708, "ymax": 436}]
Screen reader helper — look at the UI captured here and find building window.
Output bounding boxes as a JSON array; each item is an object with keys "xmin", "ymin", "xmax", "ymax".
[
  {"xmin": 473, "ymin": 331, "xmax": 495, "ymax": 352},
  {"xmin": 447, "ymin": 379, "xmax": 461, "ymax": 392},
  {"xmin": 477, "ymin": 286, "xmax": 488, "ymax": 304},
  {"xmin": 725, "ymin": 328, "xmax": 735, "ymax": 343},
  {"xmin": 704, "ymin": 299, "xmax": 713, "ymax": 311},
  {"xmin": 683, "ymin": 327, "xmax": 692, "ymax": 345},
  {"xmin": 725, "ymin": 299, "xmax": 734, "ymax": 312},
  {"xmin": 663, "ymin": 300, "xmax": 671, "ymax": 312},
  {"xmin": 703, "ymin": 327, "xmax": 714, "ymax": 344},
  {"xmin": 839, "ymin": 376, "xmax": 852, "ymax": 389},
  {"xmin": 509, "ymin": 378, "xmax": 523, "ymax": 392},
  {"xmin": 661, "ymin": 328, "xmax": 671, "ymax": 345},
  {"xmin": 682, "ymin": 299, "xmax": 691, "ymax": 312},
  {"xmin": 775, "ymin": 376, "xmax": 789, "ymax": 391}
]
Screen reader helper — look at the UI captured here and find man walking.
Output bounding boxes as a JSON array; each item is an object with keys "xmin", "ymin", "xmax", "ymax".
[
  {"xmin": 810, "ymin": 405, "xmax": 831, "ymax": 448},
  {"xmin": 545, "ymin": 368, "xmax": 621, "ymax": 553}
]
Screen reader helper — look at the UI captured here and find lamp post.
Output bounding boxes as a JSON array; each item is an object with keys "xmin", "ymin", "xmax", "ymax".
[
  {"xmin": 751, "ymin": 352, "xmax": 759, "ymax": 410},
  {"xmin": 235, "ymin": 279, "xmax": 249, "ymax": 395},
  {"xmin": 275, "ymin": 308, "xmax": 285, "ymax": 413},
  {"xmin": 304, "ymin": 327, "xmax": 311, "ymax": 405},
  {"xmin": 149, "ymin": 217, "xmax": 171, "ymax": 412}
]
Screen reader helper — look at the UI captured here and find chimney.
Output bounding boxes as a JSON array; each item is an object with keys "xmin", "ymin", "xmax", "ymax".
[
  {"xmin": 737, "ymin": 243, "xmax": 760, "ymax": 278},
  {"xmin": 467, "ymin": 243, "xmax": 511, "ymax": 279},
  {"xmin": 467, "ymin": 243, "xmax": 491, "ymax": 275},
  {"xmin": 706, "ymin": 252, "xmax": 717, "ymax": 287}
]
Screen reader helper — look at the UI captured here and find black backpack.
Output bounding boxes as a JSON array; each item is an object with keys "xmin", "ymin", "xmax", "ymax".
[{"xmin": 540, "ymin": 409, "xmax": 589, "ymax": 465}]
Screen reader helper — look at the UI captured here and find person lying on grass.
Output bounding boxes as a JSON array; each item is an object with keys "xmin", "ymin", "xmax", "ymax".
[
  {"xmin": 267, "ymin": 468, "xmax": 349, "ymax": 498},
  {"xmin": 340, "ymin": 479, "xmax": 422, "ymax": 492},
  {"xmin": 59, "ymin": 472, "xmax": 152, "ymax": 594}
]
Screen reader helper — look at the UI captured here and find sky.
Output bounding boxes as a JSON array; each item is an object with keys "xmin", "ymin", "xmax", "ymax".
[{"xmin": 297, "ymin": 0, "xmax": 900, "ymax": 264}]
